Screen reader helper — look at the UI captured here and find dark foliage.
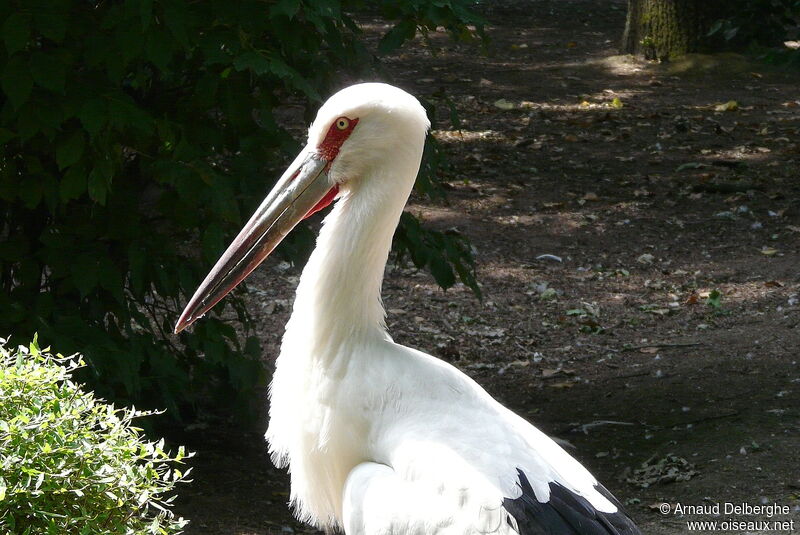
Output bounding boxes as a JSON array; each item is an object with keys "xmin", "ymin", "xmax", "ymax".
[
  {"xmin": 0, "ymin": 0, "xmax": 484, "ymax": 418},
  {"xmin": 708, "ymin": 0, "xmax": 800, "ymax": 65}
]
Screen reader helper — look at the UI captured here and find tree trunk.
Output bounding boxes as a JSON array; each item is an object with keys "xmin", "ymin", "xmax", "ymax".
[{"xmin": 621, "ymin": 0, "xmax": 714, "ymax": 60}]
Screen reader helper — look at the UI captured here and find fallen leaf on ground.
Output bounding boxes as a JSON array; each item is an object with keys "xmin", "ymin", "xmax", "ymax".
[
  {"xmin": 714, "ymin": 100, "xmax": 739, "ymax": 112},
  {"xmin": 627, "ymin": 454, "xmax": 699, "ymax": 488},
  {"xmin": 760, "ymin": 247, "xmax": 779, "ymax": 256},
  {"xmin": 676, "ymin": 162, "xmax": 706, "ymax": 172},
  {"xmin": 493, "ymin": 99, "xmax": 516, "ymax": 110},
  {"xmin": 539, "ymin": 288, "xmax": 558, "ymax": 301}
]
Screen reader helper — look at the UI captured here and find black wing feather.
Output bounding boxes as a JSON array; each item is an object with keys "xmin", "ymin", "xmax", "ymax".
[{"xmin": 501, "ymin": 469, "xmax": 641, "ymax": 535}]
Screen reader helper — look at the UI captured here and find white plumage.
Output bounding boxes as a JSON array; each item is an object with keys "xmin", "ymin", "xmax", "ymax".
[{"xmin": 178, "ymin": 83, "xmax": 640, "ymax": 535}]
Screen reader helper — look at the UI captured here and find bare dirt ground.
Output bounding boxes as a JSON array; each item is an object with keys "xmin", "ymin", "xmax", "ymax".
[{"xmin": 175, "ymin": 1, "xmax": 800, "ymax": 533}]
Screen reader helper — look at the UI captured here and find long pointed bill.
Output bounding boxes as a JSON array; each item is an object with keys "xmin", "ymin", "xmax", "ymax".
[{"xmin": 174, "ymin": 148, "xmax": 337, "ymax": 333}]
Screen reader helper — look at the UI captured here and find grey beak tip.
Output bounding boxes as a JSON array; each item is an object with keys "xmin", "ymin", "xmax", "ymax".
[
  {"xmin": 176, "ymin": 147, "xmax": 331, "ymax": 332},
  {"xmin": 174, "ymin": 312, "xmax": 194, "ymax": 335}
]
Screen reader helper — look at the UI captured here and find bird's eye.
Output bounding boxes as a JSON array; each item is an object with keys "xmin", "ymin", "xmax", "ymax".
[{"xmin": 335, "ymin": 117, "xmax": 350, "ymax": 130}]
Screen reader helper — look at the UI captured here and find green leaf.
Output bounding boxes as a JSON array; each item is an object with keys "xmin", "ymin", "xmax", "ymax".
[
  {"xmin": 192, "ymin": 73, "xmax": 219, "ymax": 107},
  {"xmin": 33, "ymin": 1, "xmax": 68, "ymax": 42},
  {"xmin": 724, "ymin": 26, "xmax": 738, "ymax": 42},
  {"xmin": 708, "ymin": 20, "xmax": 723, "ymax": 37},
  {"xmin": 270, "ymin": 0, "xmax": 301, "ymax": 19},
  {"xmin": 201, "ymin": 222, "xmax": 224, "ymax": 263},
  {"xmin": 145, "ymin": 30, "xmax": 174, "ymax": 72},
  {"xmin": 3, "ymin": 13, "xmax": 31, "ymax": 55},
  {"xmin": 78, "ymin": 99, "xmax": 107, "ymax": 137},
  {"xmin": 706, "ymin": 289, "xmax": 722, "ymax": 310},
  {"xmin": 30, "ymin": 51, "xmax": 67, "ymax": 93},
  {"xmin": 88, "ymin": 162, "xmax": 112, "ymax": 205},
  {"xmin": 1, "ymin": 56, "xmax": 33, "ymax": 108},
  {"xmin": 70, "ymin": 255, "xmax": 98, "ymax": 296},
  {"xmin": 265, "ymin": 56, "xmax": 320, "ymax": 101},
  {"xmin": 114, "ymin": 25, "xmax": 145, "ymax": 64},
  {"xmin": 107, "ymin": 95, "xmax": 154, "ymax": 134},
  {"xmin": 59, "ymin": 163, "xmax": 86, "ymax": 201},
  {"xmin": 163, "ymin": 0, "xmax": 190, "ymax": 46},
  {"xmin": 139, "ymin": 0, "xmax": 154, "ymax": 30},
  {"xmin": 0, "ymin": 127, "xmax": 16, "ymax": 145},
  {"xmin": 98, "ymin": 257, "xmax": 124, "ymax": 302},
  {"xmin": 233, "ymin": 51, "xmax": 272, "ymax": 75},
  {"xmin": 429, "ymin": 256, "xmax": 456, "ymax": 289},
  {"xmin": 56, "ymin": 132, "xmax": 85, "ymax": 170},
  {"xmin": 378, "ymin": 19, "xmax": 417, "ymax": 54}
]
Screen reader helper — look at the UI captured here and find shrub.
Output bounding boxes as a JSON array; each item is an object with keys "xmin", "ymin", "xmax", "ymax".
[
  {"xmin": 0, "ymin": 336, "xmax": 192, "ymax": 534},
  {"xmin": 708, "ymin": 0, "xmax": 800, "ymax": 61},
  {"xmin": 0, "ymin": 0, "xmax": 483, "ymax": 417}
]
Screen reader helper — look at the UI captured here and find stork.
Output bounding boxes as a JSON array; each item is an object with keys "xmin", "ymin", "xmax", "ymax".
[{"xmin": 175, "ymin": 83, "xmax": 641, "ymax": 535}]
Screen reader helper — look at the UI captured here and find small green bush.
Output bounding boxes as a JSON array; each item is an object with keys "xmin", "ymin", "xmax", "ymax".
[{"xmin": 0, "ymin": 337, "xmax": 192, "ymax": 534}]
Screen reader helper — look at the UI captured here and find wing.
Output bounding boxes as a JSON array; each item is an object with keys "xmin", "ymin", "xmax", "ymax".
[
  {"xmin": 342, "ymin": 344, "xmax": 642, "ymax": 535},
  {"xmin": 342, "ymin": 462, "xmax": 640, "ymax": 535},
  {"xmin": 502, "ymin": 469, "xmax": 641, "ymax": 535}
]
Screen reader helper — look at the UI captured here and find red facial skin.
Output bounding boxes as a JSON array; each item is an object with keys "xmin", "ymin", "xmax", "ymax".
[
  {"xmin": 318, "ymin": 116, "xmax": 359, "ymax": 161},
  {"xmin": 302, "ymin": 116, "xmax": 358, "ymax": 219}
]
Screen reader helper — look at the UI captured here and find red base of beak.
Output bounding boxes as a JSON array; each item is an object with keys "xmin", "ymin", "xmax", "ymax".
[{"xmin": 304, "ymin": 184, "xmax": 339, "ymax": 219}]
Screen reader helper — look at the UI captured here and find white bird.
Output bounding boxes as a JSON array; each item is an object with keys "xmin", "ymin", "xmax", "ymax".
[{"xmin": 175, "ymin": 83, "xmax": 641, "ymax": 535}]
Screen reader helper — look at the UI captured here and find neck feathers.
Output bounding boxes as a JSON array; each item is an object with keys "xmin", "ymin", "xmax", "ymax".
[
  {"xmin": 285, "ymin": 167, "xmax": 413, "ymax": 364},
  {"xmin": 266, "ymin": 132, "xmax": 424, "ymax": 530}
]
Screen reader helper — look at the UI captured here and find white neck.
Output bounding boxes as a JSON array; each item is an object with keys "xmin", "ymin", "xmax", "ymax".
[
  {"xmin": 266, "ymin": 128, "xmax": 425, "ymax": 529},
  {"xmin": 268, "ymin": 129, "xmax": 423, "ymax": 399},
  {"xmin": 281, "ymin": 158, "xmax": 418, "ymax": 370},
  {"xmin": 266, "ymin": 166, "xmax": 416, "ymax": 526}
]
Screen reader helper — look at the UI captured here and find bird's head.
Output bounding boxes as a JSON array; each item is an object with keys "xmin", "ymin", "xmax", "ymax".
[
  {"xmin": 174, "ymin": 83, "xmax": 429, "ymax": 333},
  {"xmin": 308, "ymin": 83, "xmax": 430, "ymax": 190}
]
